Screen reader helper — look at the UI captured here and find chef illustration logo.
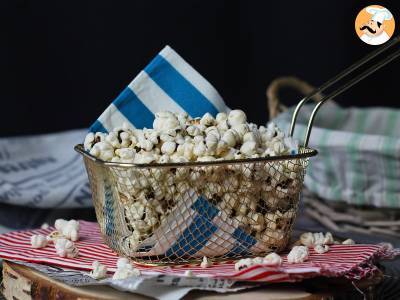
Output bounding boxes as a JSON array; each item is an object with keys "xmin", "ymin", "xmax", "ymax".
[{"xmin": 355, "ymin": 5, "xmax": 395, "ymax": 45}]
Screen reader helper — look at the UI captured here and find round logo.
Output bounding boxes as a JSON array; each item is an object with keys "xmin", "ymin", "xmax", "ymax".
[{"xmin": 355, "ymin": 5, "xmax": 395, "ymax": 45}]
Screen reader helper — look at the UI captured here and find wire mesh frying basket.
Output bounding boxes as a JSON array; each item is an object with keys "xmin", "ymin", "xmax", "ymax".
[{"xmin": 75, "ymin": 143, "xmax": 317, "ymax": 265}]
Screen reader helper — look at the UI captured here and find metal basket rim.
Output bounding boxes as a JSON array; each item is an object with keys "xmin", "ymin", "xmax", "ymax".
[{"xmin": 75, "ymin": 144, "xmax": 317, "ymax": 169}]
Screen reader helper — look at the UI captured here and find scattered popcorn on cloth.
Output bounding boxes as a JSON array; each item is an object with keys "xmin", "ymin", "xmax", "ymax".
[{"xmin": 1, "ymin": 221, "xmax": 399, "ymax": 282}]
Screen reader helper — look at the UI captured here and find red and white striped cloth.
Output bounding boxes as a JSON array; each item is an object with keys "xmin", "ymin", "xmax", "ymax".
[{"xmin": 0, "ymin": 221, "xmax": 397, "ymax": 282}]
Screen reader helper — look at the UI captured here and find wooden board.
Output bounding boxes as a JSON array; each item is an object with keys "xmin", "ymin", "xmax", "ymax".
[{"xmin": 1, "ymin": 261, "xmax": 381, "ymax": 300}]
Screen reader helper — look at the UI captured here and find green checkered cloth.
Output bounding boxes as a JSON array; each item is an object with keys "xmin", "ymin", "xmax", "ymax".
[{"xmin": 274, "ymin": 101, "xmax": 400, "ymax": 208}]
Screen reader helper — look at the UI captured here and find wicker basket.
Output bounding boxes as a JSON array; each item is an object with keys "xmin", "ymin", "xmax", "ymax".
[{"xmin": 75, "ymin": 144, "xmax": 317, "ymax": 265}]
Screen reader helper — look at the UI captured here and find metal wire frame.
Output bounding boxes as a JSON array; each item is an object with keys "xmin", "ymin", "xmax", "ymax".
[
  {"xmin": 76, "ymin": 144, "xmax": 316, "ymax": 265},
  {"xmin": 289, "ymin": 35, "xmax": 400, "ymax": 147}
]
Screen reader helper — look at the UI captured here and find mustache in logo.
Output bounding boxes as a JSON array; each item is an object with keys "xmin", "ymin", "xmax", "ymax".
[{"xmin": 360, "ymin": 25, "xmax": 376, "ymax": 34}]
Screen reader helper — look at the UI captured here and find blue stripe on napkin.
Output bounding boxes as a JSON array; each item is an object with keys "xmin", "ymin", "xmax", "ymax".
[
  {"xmin": 113, "ymin": 88, "xmax": 154, "ymax": 129},
  {"xmin": 165, "ymin": 215, "xmax": 217, "ymax": 257},
  {"xmin": 165, "ymin": 197, "xmax": 219, "ymax": 257},
  {"xmin": 191, "ymin": 196, "xmax": 219, "ymax": 219},
  {"xmin": 229, "ymin": 243, "xmax": 252, "ymax": 256},
  {"xmin": 90, "ymin": 46, "xmax": 227, "ymax": 133},
  {"xmin": 103, "ymin": 182, "xmax": 115, "ymax": 236},
  {"xmin": 91, "ymin": 120, "xmax": 108, "ymax": 133},
  {"xmin": 144, "ymin": 55, "xmax": 219, "ymax": 117},
  {"xmin": 228, "ymin": 227, "xmax": 257, "ymax": 256}
]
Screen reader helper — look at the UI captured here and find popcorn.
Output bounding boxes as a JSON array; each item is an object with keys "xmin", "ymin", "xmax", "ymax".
[
  {"xmin": 272, "ymin": 141, "xmax": 286, "ymax": 155},
  {"xmin": 137, "ymin": 137, "xmax": 154, "ymax": 152},
  {"xmin": 200, "ymin": 256, "xmax": 212, "ymax": 268},
  {"xmin": 323, "ymin": 232, "xmax": 334, "ymax": 245},
  {"xmin": 90, "ymin": 141, "xmax": 114, "ymax": 161},
  {"xmin": 161, "ymin": 141, "xmax": 176, "ymax": 155},
  {"xmin": 287, "ymin": 246, "xmax": 309, "ymax": 264},
  {"xmin": 134, "ymin": 152, "xmax": 157, "ymax": 164},
  {"xmin": 89, "ymin": 260, "xmax": 108, "ymax": 280},
  {"xmin": 205, "ymin": 134, "xmax": 218, "ymax": 152},
  {"xmin": 153, "ymin": 111, "xmax": 180, "ymax": 132},
  {"xmin": 258, "ymin": 229, "xmax": 285, "ymax": 244},
  {"xmin": 175, "ymin": 133, "xmax": 185, "ymax": 145},
  {"xmin": 235, "ymin": 214, "xmax": 249, "ymax": 225},
  {"xmin": 314, "ymin": 244, "xmax": 329, "ymax": 254},
  {"xmin": 342, "ymin": 239, "xmax": 355, "ymax": 245},
  {"xmin": 240, "ymin": 141, "xmax": 257, "ymax": 156},
  {"xmin": 243, "ymin": 131, "xmax": 258, "ymax": 144},
  {"xmin": 299, "ymin": 232, "xmax": 314, "ymax": 246},
  {"xmin": 55, "ymin": 238, "xmax": 79, "ymax": 258},
  {"xmin": 221, "ymin": 129, "xmax": 238, "ymax": 147},
  {"xmin": 115, "ymin": 148, "xmax": 135, "ymax": 161},
  {"xmin": 144, "ymin": 129, "xmax": 159, "ymax": 145},
  {"xmin": 55, "ymin": 219, "xmax": 80, "ymax": 242},
  {"xmin": 183, "ymin": 142, "xmax": 195, "ymax": 160},
  {"xmin": 197, "ymin": 155, "xmax": 216, "ymax": 162},
  {"xmin": 31, "ymin": 234, "xmax": 48, "ymax": 248},
  {"xmin": 216, "ymin": 141, "xmax": 229, "ymax": 156},
  {"xmin": 235, "ymin": 258, "xmax": 253, "ymax": 271},
  {"xmin": 215, "ymin": 112, "xmax": 228, "ymax": 123},
  {"xmin": 200, "ymin": 112, "xmax": 216, "ymax": 126},
  {"xmin": 186, "ymin": 125, "xmax": 201, "ymax": 137},
  {"xmin": 193, "ymin": 142, "xmax": 207, "ymax": 157},
  {"xmin": 248, "ymin": 212, "xmax": 265, "ymax": 232},
  {"xmin": 40, "ymin": 223, "xmax": 50, "ymax": 230},
  {"xmin": 177, "ymin": 112, "xmax": 189, "ymax": 127},
  {"xmin": 106, "ymin": 132, "xmax": 122, "ymax": 148},
  {"xmin": 84, "ymin": 109, "xmax": 302, "ymax": 252},
  {"xmin": 113, "ymin": 257, "xmax": 141, "ymax": 280},
  {"xmin": 263, "ymin": 252, "xmax": 282, "ymax": 266},
  {"xmin": 205, "ymin": 126, "xmax": 220, "ymax": 139},
  {"xmin": 300, "ymin": 232, "xmax": 334, "ymax": 247},
  {"xmin": 160, "ymin": 133, "xmax": 175, "ymax": 142},
  {"xmin": 252, "ymin": 257, "xmax": 264, "ymax": 265},
  {"xmin": 84, "ymin": 132, "xmax": 96, "ymax": 150},
  {"xmin": 228, "ymin": 109, "xmax": 247, "ymax": 127}
]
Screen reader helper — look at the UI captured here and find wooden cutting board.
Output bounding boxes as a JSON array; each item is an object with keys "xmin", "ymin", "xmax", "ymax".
[{"xmin": 1, "ymin": 260, "xmax": 381, "ymax": 300}]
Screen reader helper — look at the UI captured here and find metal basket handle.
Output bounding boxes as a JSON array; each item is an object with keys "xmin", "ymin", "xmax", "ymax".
[{"xmin": 267, "ymin": 35, "xmax": 400, "ymax": 148}]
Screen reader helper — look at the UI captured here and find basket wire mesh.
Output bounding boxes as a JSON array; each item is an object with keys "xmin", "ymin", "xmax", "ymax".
[{"xmin": 76, "ymin": 144, "xmax": 317, "ymax": 265}]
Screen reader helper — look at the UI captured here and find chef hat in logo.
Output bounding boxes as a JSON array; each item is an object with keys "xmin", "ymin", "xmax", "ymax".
[{"xmin": 366, "ymin": 7, "xmax": 393, "ymax": 24}]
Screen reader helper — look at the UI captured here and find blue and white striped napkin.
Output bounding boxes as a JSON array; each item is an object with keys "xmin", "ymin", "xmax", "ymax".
[
  {"xmin": 90, "ymin": 46, "xmax": 229, "ymax": 132},
  {"xmin": 93, "ymin": 46, "xmax": 265, "ymax": 258}
]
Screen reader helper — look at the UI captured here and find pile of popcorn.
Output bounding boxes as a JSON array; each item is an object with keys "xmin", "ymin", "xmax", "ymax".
[
  {"xmin": 84, "ymin": 109, "xmax": 299, "ymax": 164},
  {"xmin": 84, "ymin": 110, "xmax": 303, "ymax": 253}
]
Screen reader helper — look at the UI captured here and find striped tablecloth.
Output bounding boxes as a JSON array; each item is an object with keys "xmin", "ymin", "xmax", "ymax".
[{"xmin": 0, "ymin": 221, "xmax": 397, "ymax": 282}]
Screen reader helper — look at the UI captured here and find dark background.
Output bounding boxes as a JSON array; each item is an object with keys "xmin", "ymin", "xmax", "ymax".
[{"xmin": 1, "ymin": 0, "xmax": 399, "ymax": 137}]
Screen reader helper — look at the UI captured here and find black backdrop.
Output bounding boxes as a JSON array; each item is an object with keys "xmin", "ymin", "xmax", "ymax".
[{"xmin": 1, "ymin": 0, "xmax": 399, "ymax": 136}]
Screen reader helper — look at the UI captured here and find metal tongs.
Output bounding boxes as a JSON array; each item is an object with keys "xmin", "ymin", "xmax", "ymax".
[{"xmin": 290, "ymin": 35, "xmax": 400, "ymax": 147}]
